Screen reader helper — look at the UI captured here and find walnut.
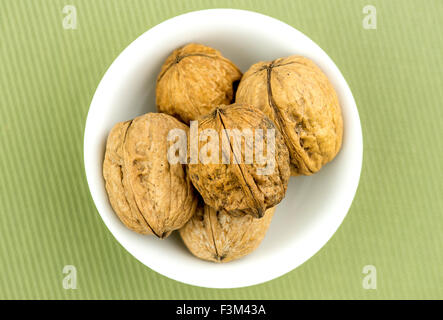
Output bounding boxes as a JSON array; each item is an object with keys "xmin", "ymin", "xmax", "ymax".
[
  {"xmin": 180, "ymin": 203, "xmax": 275, "ymax": 263},
  {"xmin": 156, "ymin": 43, "xmax": 242, "ymax": 123},
  {"xmin": 103, "ymin": 113, "xmax": 197, "ymax": 238},
  {"xmin": 187, "ymin": 104, "xmax": 290, "ymax": 218},
  {"xmin": 236, "ymin": 55, "xmax": 343, "ymax": 175}
]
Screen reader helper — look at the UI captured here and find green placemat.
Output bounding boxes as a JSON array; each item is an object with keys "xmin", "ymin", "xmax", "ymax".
[{"xmin": 0, "ymin": 0, "xmax": 442, "ymax": 299}]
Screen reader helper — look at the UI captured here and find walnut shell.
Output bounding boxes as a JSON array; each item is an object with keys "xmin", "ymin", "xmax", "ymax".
[
  {"xmin": 188, "ymin": 104, "xmax": 290, "ymax": 218},
  {"xmin": 156, "ymin": 43, "xmax": 242, "ymax": 123},
  {"xmin": 236, "ymin": 55, "xmax": 343, "ymax": 175},
  {"xmin": 180, "ymin": 204, "xmax": 275, "ymax": 263},
  {"xmin": 103, "ymin": 113, "xmax": 197, "ymax": 238}
]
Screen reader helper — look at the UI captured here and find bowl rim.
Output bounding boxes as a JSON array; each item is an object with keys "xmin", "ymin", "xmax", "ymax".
[{"xmin": 84, "ymin": 8, "xmax": 363, "ymax": 288}]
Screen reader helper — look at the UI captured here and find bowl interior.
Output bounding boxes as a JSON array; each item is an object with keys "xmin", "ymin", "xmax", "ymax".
[{"xmin": 84, "ymin": 9, "xmax": 362, "ymax": 288}]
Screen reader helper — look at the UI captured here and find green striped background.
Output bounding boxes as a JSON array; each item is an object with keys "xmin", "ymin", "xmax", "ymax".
[{"xmin": 0, "ymin": 0, "xmax": 442, "ymax": 299}]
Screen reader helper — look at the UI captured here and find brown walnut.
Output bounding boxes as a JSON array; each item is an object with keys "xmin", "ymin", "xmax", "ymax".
[
  {"xmin": 103, "ymin": 113, "xmax": 197, "ymax": 238},
  {"xmin": 236, "ymin": 55, "xmax": 343, "ymax": 175},
  {"xmin": 180, "ymin": 203, "xmax": 275, "ymax": 263},
  {"xmin": 156, "ymin": 43, "xmax": 242, "ymax": 123},
  {"xmin": 187, "ymin": 104, "xmax": 290, "ymax": 218}
]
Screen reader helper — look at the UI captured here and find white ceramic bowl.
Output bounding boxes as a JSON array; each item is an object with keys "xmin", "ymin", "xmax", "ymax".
[{"xmin": 84, "ymin": 9, "xmax": 362, "ymax": 288}]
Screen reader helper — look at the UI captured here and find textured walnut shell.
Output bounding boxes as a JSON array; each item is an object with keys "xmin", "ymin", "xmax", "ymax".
[
  {"xmin": 180, "ymin": 204, "xmax": 275, "ymax": 263},
  {"xmin": 236, "ymin": 55, "xmax": 343, "ymax": 175},
  {"xmin": 156, "ymin": 43, "xmax": 242, "ymax": 123},
  {"xmin": 188, "ymin": 104, "xmax": 290, "ymax": 218},
  {"xmin": 103, "ymin": 113, "xmax": 197, "ymax": 238}
]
